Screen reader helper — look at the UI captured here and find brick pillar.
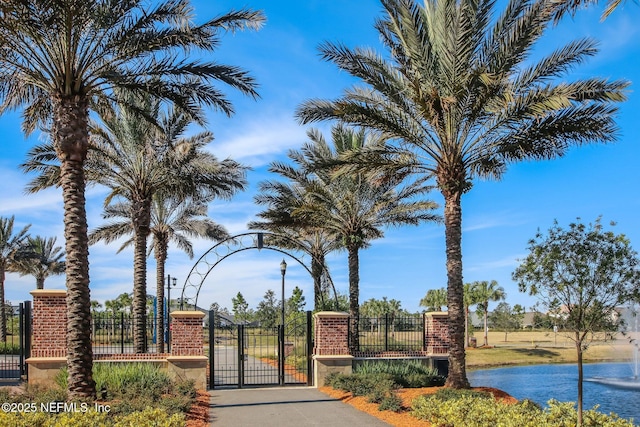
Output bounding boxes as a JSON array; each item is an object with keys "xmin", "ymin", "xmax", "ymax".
[
  {"xmin": 169, "ymin": 311, "xmax": 205, "ymax": 356},
  {"xmin": 27, "ymin": 290, "xmax": 68, "ymax": 386},
  {"xmin": 166, "ymin": 311, "xmax": 207, "ymax": 389},
  {"xmin": 425, "ymin": 312, "xmax": 450, "ymax": 354},
  {"xmin": 312, "ymin": 311, "xmax": 353, "ymax": 387},
  {"xmin": 30, "ymin": 290, "xmax": 67, "ymax": 358}
]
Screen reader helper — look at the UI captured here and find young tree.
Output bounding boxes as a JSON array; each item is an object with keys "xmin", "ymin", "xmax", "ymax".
[
  {"xmin": 513, "ymin": 218, "xmax": 640, "ymax": 426},
  {"xmin": 472, "ymin": 280, "xmax": 506, "ymax": 346},
  {"xmin": 287, "ymin": 287, "xmax": 306, "ymax": 315},
  {"xmin": 297, "ymin": 0, "xmax": 628, "ymax": 388},
  {"xmin": 489, "ymin": 302, "xmax": 525, "ymax": 342},
  {"xmin": 256, "ymin": 290, "xmax": 279, "ymax": 329},
  {"xmin": 232, "ymin": 292, "xmax": 250, "ymax": 324}
]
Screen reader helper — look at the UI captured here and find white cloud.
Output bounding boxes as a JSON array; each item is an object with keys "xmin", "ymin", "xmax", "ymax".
[{"xmin": 210, "ymin": 113, "xmax": 307, "ymax": 167}]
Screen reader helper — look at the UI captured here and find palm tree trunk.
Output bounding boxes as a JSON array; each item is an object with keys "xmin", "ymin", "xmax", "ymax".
[
  {"xmin": 464, "ymin": 306, "xmax": 469, "ymax": 348},
  {"xmin": 36, "ymin": 277, "xmax": 45, "ymax": 290},
  {"xmin": 483, "ymin": 305, "xmax": 489, "ymax": 346},
  {"xmin": 132, "ymin": 198, "xmax": 151, "ymax": 353},
  {"xmin": 442, "ymin": 190, "xmax": 470, "ymax": 389},
  {"xmin": 53, "ymin": 95, "xmax": 96, "ymax": 400},
  {"xmin": 311, "ymin": 255, "xmax": 323, "ymax": 310},
  {"xmin": 347, "ymin": 245, "xmax": 360, "ymax": 352},
  {"xmin": 0, "ymin": 268, "xmax": 6, "ymax": 342},
  {"xmin": 155, "ymin": 242, "xmax": 167, "ymax": 353}
]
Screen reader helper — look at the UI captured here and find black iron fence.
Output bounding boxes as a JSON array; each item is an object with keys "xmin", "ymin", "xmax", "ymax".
[
  {"xmin": 91, "ymin": 313, "xmax": 159, "ymax": 354},
  {"xmin": 0, "ymin": 302, "xmax": 30, "ymax": 380},
  {"xmin": 355, "ymin": 313, "xmax": 425, "ymax": 352}
]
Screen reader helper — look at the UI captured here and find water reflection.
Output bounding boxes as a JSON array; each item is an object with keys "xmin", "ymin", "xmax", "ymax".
[{"xmin": 468, "ymin": 363, "xmax": 639, "ymax": 421}]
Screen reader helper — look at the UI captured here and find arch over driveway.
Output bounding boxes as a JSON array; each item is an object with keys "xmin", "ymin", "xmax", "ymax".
[{"xmin": 179, "ymin": 232, "xmax": 337, "ymax": 309}]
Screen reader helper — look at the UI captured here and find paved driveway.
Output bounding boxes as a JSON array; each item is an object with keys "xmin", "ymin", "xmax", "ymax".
[{"xmin": 209, "ymin": 387, "xmax": 390, "ymax": 426}]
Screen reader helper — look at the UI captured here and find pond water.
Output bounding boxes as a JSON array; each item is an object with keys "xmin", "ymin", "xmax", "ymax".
[{"xmin": 468, "ymin": 363, "xmax": 640, "ymax": 422}]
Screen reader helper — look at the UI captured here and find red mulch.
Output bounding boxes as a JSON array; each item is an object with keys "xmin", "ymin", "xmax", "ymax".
[
  {"xmin": 319, "ymin": 385, "xmax": 517, "ymax": 427},
  {"xmin": 186, "ymin": 390, "xmax": 210, "ymax": 427}
]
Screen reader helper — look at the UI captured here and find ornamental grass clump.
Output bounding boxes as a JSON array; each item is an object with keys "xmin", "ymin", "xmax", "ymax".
[{"xmin": 353, "ymin": 359, "xmax": 445, "ymax": 387}]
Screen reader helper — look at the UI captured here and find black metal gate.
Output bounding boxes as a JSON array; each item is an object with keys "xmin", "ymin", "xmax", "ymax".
[
  {"xmin": 209, "ymin": 310, "xmax": 312, "ymax": 388},
  {"xmin": 0, "ymin": 301, "xmax": 31, "ymax": 382}
]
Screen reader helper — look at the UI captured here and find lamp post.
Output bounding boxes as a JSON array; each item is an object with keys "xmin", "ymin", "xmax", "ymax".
[
  {"xmin": 167, "ymin": 275, "xmax": 177, "ymax": 352},
  {"xmin": 279, "ymin": 259, "xmax": 287, "ymax": 385}
]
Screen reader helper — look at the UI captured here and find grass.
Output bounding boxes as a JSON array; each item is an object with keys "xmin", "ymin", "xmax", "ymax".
[{"xmin": 466, "ymin": 330, "xmax": 629, "ymax": 369}]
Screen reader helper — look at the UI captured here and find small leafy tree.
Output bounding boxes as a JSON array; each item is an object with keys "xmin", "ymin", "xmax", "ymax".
[
  {"xmin": 256, "ymin": 289, "xmax": 279, "ymax": 329},
  {"xmin": 513, "ymin": 218, "xmax": 640, "ymax": 426},
  {"xmin": 489, "ymin": 302, "xmax": 525, "ymax": 342},
  {"xmin": 232, "ymin": 292, "xmax": 250, "ymax": 324}
]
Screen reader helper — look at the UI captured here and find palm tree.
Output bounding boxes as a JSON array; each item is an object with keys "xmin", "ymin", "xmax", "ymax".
[
  {"xmin": 90, "ymin": 195, "xmax": 229, "ymax": 353},
  {"xmin": 266, "ymin": 125, "xmax": 438, "ymax": 350},
  {"xmin": 1, "ymin": 0, "xmax": 264, "ymax": 398},
  {"xmin": 10, "ymin": 236, "xmax": 65, "ymax": 290},
  {"xmin": 0, "ymin": 216, "xmax": 31, "ymax": 341},
  {"xmin": 471, "ymin": 280, "xmax": 505, "ymax": 346},
  {"xmin": 296, "ymin": 0, "xmax": 627, "ymax": 388},
  {"xmin": 420, "ymin": 288, "xmax": 447, "ymax": 312},
  {"xmin": 463, "ymin": 282, "xmax": 480, "ymax": 348},
  {"xmin": 552, "ymin": 0, "xmax": 630, "ymax": 20},
  {"xmin": 87, "ymin": 96, "xmax": 246, "ymax": 353},
  {"xmin": 250, "ymin": 180, "xmax": 341, "ymax": 310}
]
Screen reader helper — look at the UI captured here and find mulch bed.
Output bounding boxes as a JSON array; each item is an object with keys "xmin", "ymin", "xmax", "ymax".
[
  {"xmin": 186, "ymin": 390, "xmax": 210, "ymax": 427},
  {"xmin": 318, "ymin": 386, "xmax": 517, "ymax": 427}
]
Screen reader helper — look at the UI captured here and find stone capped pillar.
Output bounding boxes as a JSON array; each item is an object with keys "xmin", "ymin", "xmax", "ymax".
[
  {"xmin": 27, "ymin": 290, "xmax": 68, "ymax": 385},
  {"xmin": 425, "ymin": 312, "xmax": 449, "ymax": 354},
  {"xmin": 312, "ymin": 311, "xmax": 353, "ymax": 387},
  {"xmin": 166, "ymin": 311, "xmax": 207, "ymax": 389}
]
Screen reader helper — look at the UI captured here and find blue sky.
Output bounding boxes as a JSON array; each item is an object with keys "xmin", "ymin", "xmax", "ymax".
[{"xmin": 1, "ymin": 1, "xmax": 639, "ymax": 314}]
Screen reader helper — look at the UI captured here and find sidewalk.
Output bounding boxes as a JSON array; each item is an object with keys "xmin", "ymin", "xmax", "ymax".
[{"xmin": 209, "ymin": 386, "xmax": 391, "ymax": 426}]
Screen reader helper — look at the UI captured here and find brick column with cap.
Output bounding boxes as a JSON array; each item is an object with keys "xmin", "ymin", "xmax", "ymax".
[
  {"xmin": 27, "ymin": 290, "xmax": 68, "ymax": 385},
  {"xmin": 166, "ymin": 311, "xmax": 207, "ymax": 389},
  {"xmin": 425, "ymin": 312, "xmax": 450, "ymax": 354},
  {"xmin": 312, "ymin": 311, "xmax": 353, "ymax": 387}
]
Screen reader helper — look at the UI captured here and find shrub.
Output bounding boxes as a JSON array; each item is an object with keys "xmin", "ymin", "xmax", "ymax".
[
  {"xmin": 56, "ymin": 363, "xmax": 172, "ymax": 401},
  {"xmin": 353, "ymin": 360, "xmax": 445, "ymax": 387},
  {"xmin": 378, "ymin": 394, "xmax": 403, "ymax": 412},
  {"xmin": 410, "ymin": 393, "xmax": 635, "ymax": 427}
]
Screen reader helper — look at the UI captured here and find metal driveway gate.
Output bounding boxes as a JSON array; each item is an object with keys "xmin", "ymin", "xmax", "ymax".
[
  {"xmin": 0, "ymin": 302, "xmax": 31, "ymax": 382},
  {"xmin": 209, "ymin": 311, "xmax": 312, "ymax": 388}
]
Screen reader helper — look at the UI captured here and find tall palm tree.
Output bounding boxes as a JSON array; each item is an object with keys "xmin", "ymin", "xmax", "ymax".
[
  {"xmin": 87, "ymin": 96, "xmax": 246, "ymax": 353},
  {"xmin": 471, "ymin": 280, "xmax": 505, "ymax": 346},
  {"xmin": 90, "ymin": 195, "xmax": 229, "ymax": 353},
  {"xmin": 250, "ymin": 180, "xmax": 341, "ymax": 310},
  {"xmin": 9, "ymin": 235, "xmax": 65, "ymax": 290},
  {"xmin": 296, "ymin": 0, "xmax": 627, "ymax": 388},
  {"xmin": 1, "ymin": 0, "xmax": 263, "ymax": 398},
  {"xmin": 0, "ymin": 216, "xmax": 31, "ymax": 341},
  {"xmin": 264, "ymin": 125, "xmax": 438, "ymax": 350}
]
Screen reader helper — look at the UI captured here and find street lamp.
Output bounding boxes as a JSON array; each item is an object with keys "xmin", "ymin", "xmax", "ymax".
[
  {"xmin": 167, "ymin": 275, "xmax": 177, "ymax": 352},
  {"xmin": 280, "ymin": 259, "xmax": 287, "ymax": 328},
  {"xmin": 279, "ymin": 259, "xmax": 287, "ymax": 385}
]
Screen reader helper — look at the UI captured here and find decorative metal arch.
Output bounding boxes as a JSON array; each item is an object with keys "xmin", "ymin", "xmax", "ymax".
[{"xmin": 180, "ymin": 232, "xmax": 338, "ymax": 309}]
